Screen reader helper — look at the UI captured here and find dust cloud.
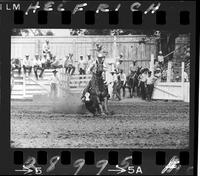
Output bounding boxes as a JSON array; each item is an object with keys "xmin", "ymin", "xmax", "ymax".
[{"xmin": 51, "ymin": 93, "xmax": 88, "ymax": 114}]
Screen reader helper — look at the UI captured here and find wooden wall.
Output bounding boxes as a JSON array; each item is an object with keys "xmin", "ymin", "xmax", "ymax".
[{"xmin": 11, "ymin": 35, "xmax": 157, "ymax": 74}]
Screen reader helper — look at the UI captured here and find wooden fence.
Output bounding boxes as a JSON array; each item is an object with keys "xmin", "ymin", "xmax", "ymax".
[
  {"xmin": 11, "ymin": 69, "xmax": 53, "ymax": 100},
  {"xmin": 11, "ymin": 35, "xmax": 157, "ymax": 75},
  {"xmin": 11, "ymin": 70, "xmax": 189, "ymax": 102}
]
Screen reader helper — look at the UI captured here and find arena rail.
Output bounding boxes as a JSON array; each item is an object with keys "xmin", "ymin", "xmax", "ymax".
[{"xmin": 11, "ymin": 64, "xmax": 189, "ymax": 102}]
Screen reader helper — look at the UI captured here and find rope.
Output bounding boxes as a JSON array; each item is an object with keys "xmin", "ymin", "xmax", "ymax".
[{"xmin": 163, "ymin": 43, "xmax": 189, "ymax": 59}]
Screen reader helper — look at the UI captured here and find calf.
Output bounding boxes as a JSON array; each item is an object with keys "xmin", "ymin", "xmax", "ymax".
[{"xmin": 82, "ymin": 92, "xmax": 100, "ymax": 115}]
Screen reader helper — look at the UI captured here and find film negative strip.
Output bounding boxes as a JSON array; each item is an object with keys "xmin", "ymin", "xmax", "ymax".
[{"xmin": 0, "ymin": 0, "xmax": 198, "ymax": 175}]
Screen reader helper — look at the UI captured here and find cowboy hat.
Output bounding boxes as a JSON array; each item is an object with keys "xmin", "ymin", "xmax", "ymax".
[
  {"xmin": 97, "ymin": 53, "xmax": 104, "ymax": 58},
  {"xmin": 141, "ymin": 68, "xmax": 149, "ymax": 73},
  {"xmin": 156, "ymin": 67, "xmax": 161, "ymax": 71},
  {"xmin": 25, "ymin": 54, "xmax": 29, "ymax": 57},
  {"xmin": 159, "ymin": 51, "xmax": 162, "ymax": 54}
]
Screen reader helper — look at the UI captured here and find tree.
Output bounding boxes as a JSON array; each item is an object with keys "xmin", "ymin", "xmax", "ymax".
[
  {"xmin": 70, "ymin": 29, "xmax": 85, "ymax": 35},
  {"xmin": 12, "ymin": 29, "xmax": 22, "ymax": 36},
  {"xmin": 46, "ymin": 30, "xmax": 54, "ymax": 36},
  {"xmin": 84, "ymin": 29, "xmax": 111, "ymax": 35}
]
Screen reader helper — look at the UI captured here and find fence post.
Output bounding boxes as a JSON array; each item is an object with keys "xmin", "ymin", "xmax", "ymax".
[
  {"xmin": 167, "ymin": 61, "xmax": 172, "ymax": 82},
  {"xmin": 181, "ymin": 62, "xmax": 185, "ymax": 101},
  {"xmin": 149, "ymin": 54, "xmax": 154, "ymax": 73},
  {"xmin": 23, "ymin": 74, "xmax": 26, "ymax": 98}
]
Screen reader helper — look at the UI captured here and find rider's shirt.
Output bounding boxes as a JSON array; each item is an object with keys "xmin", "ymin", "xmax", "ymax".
[{"xmin": 87, "ymin": 60, "xmax": 106, "ymax": 74}]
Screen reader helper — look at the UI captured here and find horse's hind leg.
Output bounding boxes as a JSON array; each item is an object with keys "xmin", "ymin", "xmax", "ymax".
[
  {"xmin": 128, "ymin": 88, "xmax": 132, "ymax": 98},
  {"xmin": 103, "ymin": 98, "xmax": 109, "ymax": 114}
]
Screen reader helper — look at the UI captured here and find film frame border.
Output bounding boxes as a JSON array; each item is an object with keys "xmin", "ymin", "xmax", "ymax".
[{"xmin": 0, "ymin": 0, "xmax": 198, "ymax": 175}]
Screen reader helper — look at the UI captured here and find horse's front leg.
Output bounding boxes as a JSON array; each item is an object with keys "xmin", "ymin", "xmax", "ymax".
[
  {"xmin": 96, "ymin": 96, "xmax": 105, "ymax": 115},
  {"xmin": 129, "ymin": 87, "xmax": 132, "ymax": 98}
]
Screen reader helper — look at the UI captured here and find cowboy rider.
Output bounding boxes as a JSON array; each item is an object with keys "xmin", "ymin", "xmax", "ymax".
[{"xmin": 81, "ymin": 53, "xmax": 108, "ymax": 114}]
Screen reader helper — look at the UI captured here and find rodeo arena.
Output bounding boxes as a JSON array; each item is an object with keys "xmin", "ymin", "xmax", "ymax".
[{"xmin": 11, "ymin": 30, "xmax": 190, "ymax": 148}]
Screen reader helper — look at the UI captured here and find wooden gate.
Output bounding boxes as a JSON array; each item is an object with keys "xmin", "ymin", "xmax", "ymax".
[
  {"xmin": 152, "ymin": 82, "xmax": 189, "ymax": 102},
  {"xmin": 59, "ymin": 72, "xmax": 92, "ymax": 95},
  {"xmin": 152, "ymin": 62, "xmax": 189, "ymax": 102}
]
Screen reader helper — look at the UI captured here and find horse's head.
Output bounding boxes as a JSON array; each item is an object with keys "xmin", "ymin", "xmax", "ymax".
[{"xmin": 95, "ymin": 54, "xmax": 105, "ymax": 75}]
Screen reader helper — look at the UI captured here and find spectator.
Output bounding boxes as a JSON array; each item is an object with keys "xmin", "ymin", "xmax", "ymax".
[
  {"xmin": 105, "ymin": 70, "xmax": 116, "ymax": 99},
  {"xmin": 23, "ymin": 55, "xmax": 32, "ymax": 76},
  {"xmin": 119, "ymin": 69, "xmax": 126, "ymax": 98},
  {"xmin": 86, "ymin": 54, "xmax": 94, "ymax": 74},
  {"xmin": 64, "ymin": 54, "xmax": 75, "ymax": 75},
  {"xmin": 41, "ymin": 54, "xmax": 47, "ymax": 69},
  {"xmin": 11, "ymin": 71, "xmax": 14, "ymax": 91},
  {"xmin": 154, "ymin": 68, "xmax": 162, "ymax": 81},
  {"xmin": 158, "ymin": 51, "xmax": 164, "ymax": 67},
  {"xmin": 11, "ymin": 58, "xmax": 22, "ymax": 76},
  {"xmin": 50, "ymin": 70, "xmax": 60, "ymax": 99},
  {"xmin": 78, "ymin": 55, "xmax": 86, "ymax": 75},
  {"xmin": 154, "ymin": 60, "xmax": 160, "ymax": 71},
  {"xmin": 51, "ymin": 56, "xmax": 63, "ymax": 69},
  {"xmin": 139, "ymin": 68, "xmax": 148, "ymax": 100},
  {"xmin": 46, "ymin": 54, "xmax": 53, "ymax": 68},
  {"xmin": 129, "ymin": 61, "xmax": 137, "ymax": 74},
  {"xmin": 111, "ymin": 71, "xmax": 118, "ymax": 99},
  {"xmin": 115, "ymin": 53, "xmax": 124, "ymax": 72},
  {"xmin": 33, "ymin": 54, "xmax": 44, "ymax": 80},
  {"xmin": 42, "ymin": 40, "xmax": 51, "ymax": 58},
  {"xmin": 115, "ymin": 75, "xmax": 122, "ymax": 101},
  {"xmin": 161, "ymin": 69, "xmax": 167, "ymax": 82},
  {"xmin": 146, "ymin": 71, "xmax": 156, "ymax": 101},
  {"xmin": 183, "ymin": 71, "xmax": 189, "ymax": 82}
]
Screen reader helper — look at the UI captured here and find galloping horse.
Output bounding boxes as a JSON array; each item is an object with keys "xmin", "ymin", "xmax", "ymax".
[
  {"xmin": 82, "ymin": 55, "xmax": 109, "ymax": 115},
  {"xmin": 126, "ymin": 67, "xmax": 142, "ymax": 98}
]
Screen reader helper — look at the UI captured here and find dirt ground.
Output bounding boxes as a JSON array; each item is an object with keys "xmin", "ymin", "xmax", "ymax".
[{"xmin": 11, "ymin": 99, "xmax": 189, "ymax": 148}]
